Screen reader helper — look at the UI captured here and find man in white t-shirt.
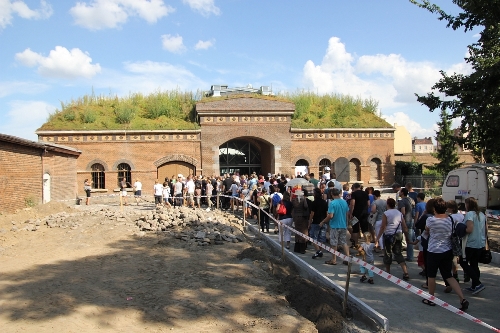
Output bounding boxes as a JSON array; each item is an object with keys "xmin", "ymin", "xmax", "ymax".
[
  {"xmin": 322, "ymin": 166, "xmax": 331, "ymax": 183},
  {"xmin": 133, "ymin": 179, "xmax": 142, "ymax": 205},
  {"xmin": 186, "ymin": 176, "xmax": 195, "ymax": 208},
  {"xmin": 153, "ymin": 180, "xmax": 163, "ymax": 206}
]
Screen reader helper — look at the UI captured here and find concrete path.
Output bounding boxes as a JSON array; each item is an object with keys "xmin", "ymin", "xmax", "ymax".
[{"xmin": 246, "ymin": 218, "xmax": 500, "ymax": 333}]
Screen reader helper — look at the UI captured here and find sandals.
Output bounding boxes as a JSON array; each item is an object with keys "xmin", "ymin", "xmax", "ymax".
[
  {"xmin": 403, "ymin": 273, "xmax": 410, "ymax": 281},
  {"xmin": 421, "ymin": 284, "xmax": 428, "ymax": 289},
  {"xmin": 422, "ymin": 299, "xmax": 436, "ymax": 306},
  {"xmin": 325, "ymin": 260, "xmax": 337, "ymax": 265}
]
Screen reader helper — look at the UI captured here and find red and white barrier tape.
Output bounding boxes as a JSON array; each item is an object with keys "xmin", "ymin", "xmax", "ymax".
[{"xmin": 234, "ymin": 196, "xmax": 500, "ymax": 333}]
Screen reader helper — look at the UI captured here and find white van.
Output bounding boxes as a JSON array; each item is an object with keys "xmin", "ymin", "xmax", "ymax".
[{"xmin": 442, "ymin": 164, "xmax": 500, "ymax": 210}]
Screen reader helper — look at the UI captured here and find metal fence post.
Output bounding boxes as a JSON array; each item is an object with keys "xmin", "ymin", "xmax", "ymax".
[{"xmin": 343, "ymin": 257, "xmax": 352, "ymax": 318}]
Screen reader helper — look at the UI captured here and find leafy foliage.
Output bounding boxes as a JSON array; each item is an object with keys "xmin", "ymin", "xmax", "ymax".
[
  {"xmin": 395, "ymin": 161, "xmax": 423, "ymax": 177},
  {"xmin": 39, "ymin": 90, "xmax": 390, "ymax": 131},
  {"xmin": 411, "ymin": 0, "xmax": 500, "ymax": 162},
  {"xmin": 428, "ymin": 109, "xmax": 463, "ymax": 175}
]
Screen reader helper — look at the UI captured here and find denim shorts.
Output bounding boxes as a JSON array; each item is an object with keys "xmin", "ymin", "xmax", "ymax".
[{"xmin": 310, "ymin": 224, "xmax": 327, "ymax": 243}]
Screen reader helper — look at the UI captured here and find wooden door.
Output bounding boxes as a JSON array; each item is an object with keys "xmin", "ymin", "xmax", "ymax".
[{"xmin": 157, "ymin": 162, "xmax": 195, "ymax": 182}]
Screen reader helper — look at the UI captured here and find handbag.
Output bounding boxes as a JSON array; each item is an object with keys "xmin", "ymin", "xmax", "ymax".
[
  {"xmin": 368, "ymin": 213, "xmax": 377, "ymax": 226},
  {"xmin": 277, "ymin": 200, "xmax": 287, "ymax": 215},
  {"xmin": 383, "ymin": 220, "xmax": 402, "ymax": 245},
  {"xmin": 449, "ymin": 215, "xmax": 462, "ymax": 257}
]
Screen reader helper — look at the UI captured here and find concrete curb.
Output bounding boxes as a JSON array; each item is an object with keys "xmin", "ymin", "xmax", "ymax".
[
  {"xmin": 245, "ymin": 223, "xmax": 389, "ymax": 331},
  {"xmin": 492, "ymin": 251, "xmax": 500, "ymax": 265}
]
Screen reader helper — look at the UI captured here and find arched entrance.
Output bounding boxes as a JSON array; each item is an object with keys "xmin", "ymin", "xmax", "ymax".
[{"xmin": 219, "ymin": 139, "xmax": 263, "ymax": 175}]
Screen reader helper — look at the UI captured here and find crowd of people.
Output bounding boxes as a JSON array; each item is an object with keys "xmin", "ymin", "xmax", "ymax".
[{"xmin": 84, "ymin": 171, "xmax": 490, "ymax": 312}]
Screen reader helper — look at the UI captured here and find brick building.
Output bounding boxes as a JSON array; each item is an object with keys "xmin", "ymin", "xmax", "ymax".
[
  {"xmin": 36, "ymin": 93, "xmax": 395, "ymax": 196},
  {"xmin": 0, "ymin": 134, "xmax": 81, "ymax": 213}
]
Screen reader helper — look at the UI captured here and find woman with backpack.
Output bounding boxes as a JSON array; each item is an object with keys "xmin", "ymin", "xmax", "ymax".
[{"xmin": 423, "ymin": 198, "xmax": 469, "ymax": 311}]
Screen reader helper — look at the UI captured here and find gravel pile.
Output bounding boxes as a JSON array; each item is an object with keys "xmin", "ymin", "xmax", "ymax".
[
  {"xmin": 9, "ymin": 204, "xmax": 246, "ymax": 248},
  {"xmin": 135, "ymin": 206, "xmax": 245, "ymax": 246}
]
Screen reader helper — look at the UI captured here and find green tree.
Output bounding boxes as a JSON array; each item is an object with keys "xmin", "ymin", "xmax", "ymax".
[
  {"xmin": 410, "ymin": 0, "xmax": 500, "ymax": 162},
  {"xmin": 429, "ymin": 109, "xmax": 463, "ymax": 175}
]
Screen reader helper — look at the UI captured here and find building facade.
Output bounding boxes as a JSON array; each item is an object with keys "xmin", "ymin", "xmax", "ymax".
[
  {"xmin": 36, "ymin": 96, "xmax": 395, "ymax": 196},
  {"xmin": 0, "ymin": 134, "xmax": 80, "ymax": 213}
]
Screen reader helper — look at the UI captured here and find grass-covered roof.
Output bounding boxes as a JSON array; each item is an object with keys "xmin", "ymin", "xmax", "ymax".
[{"xmin": 37, "ymin": 90, "xmax": 391, "ymax": 131}]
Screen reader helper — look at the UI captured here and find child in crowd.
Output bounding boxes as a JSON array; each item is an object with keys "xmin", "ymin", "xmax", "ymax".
[
  {"xmin": 411, "ymin": 235, "xmax": 426, "ymax": 276},
  {"xmin": 357, "ymin": 233, "xmax": 375, "ymax": 284}
]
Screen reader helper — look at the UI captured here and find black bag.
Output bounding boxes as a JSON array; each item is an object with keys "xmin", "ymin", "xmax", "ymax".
[
  {"xmin": 479, "ymin": 222, "xmax": 492, "ymax": 264},
  {"xmin": 449, "ymin": 215, "xmax": 462, "ymax": 257},
  {"xmin": 479, "ymin": 246, "xmax": 492, "ymax": 264},
  {"xmin": 383, "ymin": 220, "xmax": 401, "ymax": 246}
]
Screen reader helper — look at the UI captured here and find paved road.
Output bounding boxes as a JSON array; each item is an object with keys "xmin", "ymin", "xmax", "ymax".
[{"xmin": 247, "ymin": 218, "xmax": 500, "ymax": 333}]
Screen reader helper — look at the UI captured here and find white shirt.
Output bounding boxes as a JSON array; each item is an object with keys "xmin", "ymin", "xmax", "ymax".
[
  {"xmin": 162, "ymin": 186, "xmax": 170, "ymax": 197},
  {"xmin": 153, "ymin": 183, "xmax": 163, "ymax": 196},
  {"xmin": 174, "ymin": 181, "xmax": 183, "ymax": 195},
  {"xmin": 134, "ymin": 181, "xmax": 142, "ymax": 191},
  {"xmin": 186, "ymin": 180, "xmax": 195, "ymax": 194}
]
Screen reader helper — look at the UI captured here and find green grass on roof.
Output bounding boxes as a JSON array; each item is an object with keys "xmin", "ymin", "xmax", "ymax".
[{"xmin": 38, "ymin": 89, "xmax": 391, "ymax": 131}]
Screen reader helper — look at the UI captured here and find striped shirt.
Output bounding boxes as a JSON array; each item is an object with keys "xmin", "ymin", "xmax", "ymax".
[{"xmin": 426, "ymin": 216, "xmax": 452, "ymax": 253}]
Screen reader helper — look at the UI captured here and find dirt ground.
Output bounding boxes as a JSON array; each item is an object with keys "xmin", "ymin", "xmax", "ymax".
[{"xmin": 0, "ymin": 201, "xmax": 373, "ymax": 333}]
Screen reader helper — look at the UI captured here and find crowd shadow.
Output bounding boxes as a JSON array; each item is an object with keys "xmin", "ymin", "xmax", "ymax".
[{"xmin": 0, "ymin": 235, "xmax": 299, "ymax": 330}]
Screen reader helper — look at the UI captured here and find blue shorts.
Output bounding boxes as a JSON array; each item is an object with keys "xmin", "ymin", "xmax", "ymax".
[
  {"xmin": 310, "ymin": 224, "xmax": 327, "ymax": 243},
  {"xmin": 134, "ymin": 190, "xmax": 142, "ymax": 197}
]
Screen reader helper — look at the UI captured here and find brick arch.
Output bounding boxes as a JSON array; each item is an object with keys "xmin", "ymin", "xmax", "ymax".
[
  {"xmin": 293, "ymin": 155, "xmax": 312, "ymax": 166},
  {"xmin": 86, "ymin": 159, "xmax": 109, "ymax": 171},
  {"xmin": 366, "ymin": 154, "xmax": 383, "ymax": 166},
  {"xmin": 218, "ymin": 135, "xmax": 275, "ymax": 148},
  {"xmin": 112, "ymin": 159, "xmax": 135, "ymax": 171},
  {"xmin": 315, "ymin": 155, "xmax": 333, "ymax": 166},
  {"xmin": 346, "ymin": 154, "xmax": 364, "ymax": 165},
  {"xmin": 154, "ymin": 154, "xmax": 200, "ymax": 168}
]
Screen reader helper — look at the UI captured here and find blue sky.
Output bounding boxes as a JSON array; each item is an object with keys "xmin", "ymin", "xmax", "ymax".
[{"xmin": 0, "ymin": 0, "xmax": 476, "ymax": 141}]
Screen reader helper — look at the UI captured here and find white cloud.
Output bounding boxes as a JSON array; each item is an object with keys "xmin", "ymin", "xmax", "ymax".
[
  {"xmin": 161, "ymin": 34, "xmax": 186, "ymax": 53},
  {"xmin": 194, "ymin": 39, "xmax": 214, "ymax": 50},
  {"xmin": 15, "ymin": 46, "xmax": 101, "ymax": 79},
  {"xmin": 0, "ymin": 100, "xmax": 56, "ymax": 140},
  {"xmin": 302, "ymin": 37, "xmax": 472, "ymax": 110},
  {"xmin": 182, "ymin": 0, "xmax": 220, "ymax": 16},
  {"xmin": 0, "ymin": 0, "xmax": 52, "ymax": 28},
  {"xmin": 383, "ymin": 111, "xmax": 438, "ymax": 140},
  {"xmin": 0, "ymin": 81, "xmax": 48, "ymax": 98},
  {"xmin": 93, "ymin": 61, "xmax": 206, "ymax": 95},
  {"xmin": 70, "ymin": 0, "xmax": 174, "ymax": 30}
]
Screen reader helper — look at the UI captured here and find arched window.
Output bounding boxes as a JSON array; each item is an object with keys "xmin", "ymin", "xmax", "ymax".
[
  {"xmin": 370, "ymin": 158, "xmax": 382, "ymax": 180},
  {"xmin": 117, "ymin": 163, "xmax": 131, "ymax": 187},
  {"xmin": 91, "ymin": 163, "xmax": 105, "ymax": 189},
  {"xmin": 349, "ymin": 159, "xmax": 361, "ymax": 182},
  {"xmin": 319, "ymin": 158, "xmax": 332, "ymax": 177},
  {"xmin": 295, "ymin": 159, "xmax": 309, "ymax": 177}
]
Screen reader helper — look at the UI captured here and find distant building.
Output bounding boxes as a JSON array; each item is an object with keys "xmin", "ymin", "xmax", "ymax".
[
  {"xmin": 453, "ymin": 128, "xmax": 470, "ymax": 153},
  {"xmin": 412, "ymin": 137, "xmax": 435, "ymax": 153},
  {"xmin": 394, "ymin": 124, "xmax": 412, "ymax": 154}
]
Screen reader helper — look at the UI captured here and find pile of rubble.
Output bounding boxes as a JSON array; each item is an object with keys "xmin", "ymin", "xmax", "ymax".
[
  {"xmin": 135, "ymin": 206, "xmax": 245, "ymax": 246},
  {"xmin": 8, "ymin": 205, "xmax": 246, "ymax": 248}
]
